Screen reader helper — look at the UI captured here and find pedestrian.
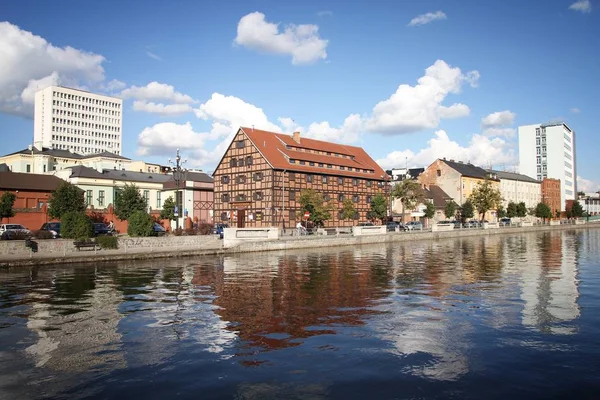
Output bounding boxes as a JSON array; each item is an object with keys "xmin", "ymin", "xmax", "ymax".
[{"xmin": 296, "ymin": 221, "xmax": 304, "ymax": 236}]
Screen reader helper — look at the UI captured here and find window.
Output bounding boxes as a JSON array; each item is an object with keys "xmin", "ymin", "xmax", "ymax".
[
  {"xmin": 43, "ymin": 165, "xmax": 46, "ymax": 172},
  {"xmin": 338, "ymin": 177, "xmax": 344, "ymax": 184},
  {"xmin": 290, "ymin": 159, "xmax": 296, "ymax": 164},
  {"xmin": 353, "ymin": 211, "xmax": 359, "ymax": 220},
  {"xmin": 536, "ymin": 147, "xmax": 541, "ymax": 155},
  {"xmin": 536, "ymin": 156, "xmax": 541, "ymax": 164},
  {"xmin": 309, "ymin": 162, "xmax": 315, "ymax": 166},
  {"xmin": 338, "ymin": 193, "xmax": 344, "ymax": 201},
  {"xmin": 353, "ymin": 194, "xmax": 359, "ymax": 203},
  {"xmin": 238, "ymin": 158, "xmax": 245, "ymax": 167},
  {"xmin": 289, "ymin": 172, "xmax": 295, "ymax": 181},
  {"xmin": 253, "ymin": 192, "xmax": 263, "ymax": 200},
  {"xmin": 246, "ymin": 156, "xmax": 253, "ymax": 166},
  {"xmin": 26, "ymin": 164, "xmax": 31, "ymax": 173},
  {"xmin": 305, "ymin": 174, "xmax": 312, "ymax": 183},
  {"xmin": 353, "ymin": 178, "xmax": 358, "ymax": 186},
  {"xmin": 299, "ymin": 161, "xmax": 306, "ymax": 165},
  {"xmin": 322, "ymin": 176, "xmax": 328, "ymax": 184},
  {"xmin": 290, "ymin": 190, "xmax": 296, "ymax": 200},
  {"xmin": 156, "ymin": 191, "xmax": 161, "ymax": 208},
  {"xmin": 366, "ymin": 195, "xmax": 372, "ymax": 204},
  {"xmin": 318, "ymin": 163, "xmax": 324, "ymax": 167},
  {"xmin": 436, "ymin": 169, "xmax": 441, "ymax": 177},
  {"xmin": 221, "ymin": 212, "xmax": 228, "ymax": 221},
  {"xmin": 236, "ymin": 175, "xmax": 246, "ymax": 184},
  {"xmin": 253, "ymin": 172, "xmax": 263, "ymax": 181},
  {"xmin": 289, "ymin": 210, "xmax": 296, "ymax": 220},
  {"xmin": 367, "ymin": 180, "xmax": 372, "ymax": 187},
  {"xmin": 86, "ymin": 190, "xmax": 93, "ymax": 206},
  {"xmin": 236, "ymin": 140, "xmax": 245, "ymax": 148},
  {"xmin": 222, "ymin": 193, "xmax": 230, "ymax": 202},
  {"xmin": 340, "ymin": 166, "xmax": 345, "ymax": 170},
  {"xmin": 327, "ymin": 164, "xmax": 332, "ymax": 169},
  {"xmin": 236, "ymin": 194, "xmax": 247, "ymax": 201},
  {"xmin": 324, "ymin": 193, "xmax": 330, "ymax": 201},
  {"xmin": 230, "ymin": 158, "xmax": 237, "ymax": 168}
]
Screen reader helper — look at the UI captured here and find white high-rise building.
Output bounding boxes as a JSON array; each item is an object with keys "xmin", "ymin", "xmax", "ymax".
[
  {"xmin": 34, "ymin": 86, "xmax": 123, "ymax": 155},
  {"xmin": 518, "ymin": 122, "xmax": 576, "ymax": 211}
]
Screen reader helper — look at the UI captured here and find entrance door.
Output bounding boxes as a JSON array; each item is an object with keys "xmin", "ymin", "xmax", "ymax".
[{"xmin": 237, "ymin": 209, "xmax": 245, "ymax": 228}]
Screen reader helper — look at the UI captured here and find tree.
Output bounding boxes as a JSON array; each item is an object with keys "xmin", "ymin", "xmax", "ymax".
[
  {"xmin": 459, "ymin": 200, "xmax": 474, "ymax": 222},
  {"xmin": 497, "ymin": 204, "xmax": 507, "ymax": 219},
  {"xmin": 340, "ymin": 199, "xmax": 357, "ymax": 220},
  {"xmin": 391, "ymin": 179, "xmax": 425, "ymax": 220},
  {"xmin": 577, "ymin": 191, "xmax": 586, "ymax": 197},
  {"xmin": 160, "ymin": 196, "xmax": 176, "ymax": 220},
  {"xmin": 444, "ymin": 201, "xmax": 457, "ymax": 220},
  {"xmin": 535, "ymin": 202, "xmax": 552, "ymax": 223},
  {"xmin": 516, "ymin": 202, "xmax": 528, "ymax": 218},
  {"xmin": 570, "ymin": 200, "xmax": 584, "ymax": 218},
  {"xmin": 298, "ymin": 189, "xmax": 332, "ymax": 227},
  {"xmin": 48, "ymin": 181, "xmax": 86, "ymax": 219},
  {"xmin": 368, "ymin": 193, "xmax": 388, "ymax": 223},
  {"xmin": 469, "ymin": 179, "xmax": 502, "ymax": 221},
  {"xmin": 424, "ymin": 201, "xmax": 435, "ymax": 219},
  {"xmin": 114, "ymin": 184, "xmax": 147, "ymax": 221},
  {"xmin": 61, "ymin": 211, "xmax": 93, "ymax": 239},
  {"xmin": 128, "ymin": 210, "xmax": 155, "ymax": 237},
  {"xmin": 0, "ymin": 192, "xmax": 16, "ymax": 221},
  {"xmin": 506, "ymin": 201, "xmax": 518, "ymax": 219}
]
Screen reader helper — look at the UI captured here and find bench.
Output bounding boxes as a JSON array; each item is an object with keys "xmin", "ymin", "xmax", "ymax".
[{"xmin": 73, "ymin": 241, "xmax": 100, "ymax": 251}]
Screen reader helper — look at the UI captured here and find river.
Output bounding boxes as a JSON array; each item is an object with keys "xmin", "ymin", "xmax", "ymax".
[{"xmin": 1, "ymin": 229, "xmax": 600, "ymax": 399}]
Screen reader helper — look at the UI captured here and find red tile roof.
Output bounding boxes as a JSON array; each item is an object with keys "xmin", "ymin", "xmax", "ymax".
[{"xmin": 240, "ymin": 127, "xmax": 387, "ymax": 180}]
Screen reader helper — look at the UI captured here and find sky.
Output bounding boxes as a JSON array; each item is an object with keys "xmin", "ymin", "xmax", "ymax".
[{"xmin": 1, "ymin": 0, "xmax": 599, "ymax": 191}]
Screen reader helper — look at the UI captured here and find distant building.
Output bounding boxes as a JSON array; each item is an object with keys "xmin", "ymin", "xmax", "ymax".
[
  {"xmin": 486, "ymin": 169, "xmax": 541, "ymax": 210},
  {"xmin": 386, "ymin": 167, "xmax": 425, "ymax": 182},
  {"xmin": 162, "ymin": 171, "xmax": 214, "ymax": 224},
  {"xmin": 541, "ymin": 178, "xmax": 561, "ymax": 217},
  {"xmin": 578, "ymin": 192, "xmax": 600, "ymax": 216},
  {"xmin": 212, "ymin": 127, "xmax": 387, "ymax": 228},
  {"xmin": 34, "ymin": 86, "xmax": 123, "ymax": 155},
  {"xmin": 518, "ymin": 122, "xmax": 576, "ymax": 210}
]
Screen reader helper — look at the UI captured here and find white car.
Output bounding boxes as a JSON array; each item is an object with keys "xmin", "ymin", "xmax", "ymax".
[
  {"xmin": 405, "ymin": 221, "xmax": 424, "ymax": 231},
  {"xmin": 0, "ymin": 224, "xmax": 32, "ymax": 240}
]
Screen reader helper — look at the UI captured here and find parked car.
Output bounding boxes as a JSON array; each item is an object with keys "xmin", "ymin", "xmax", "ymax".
[
  {"xmin": 214, "ymin": 223, "xmax": 229, "ymax": 239},
  {"xmin": 463, "ymin": 220, "xmax": 479, "ymax": 228},
  {"xmin": 386, "ymin": 221, "xmax": 399, "ymax": 232},
  {"xmin": 39, "ymin": 222, "xmax": 61, "ymax": 238},
  {"xmin": 153, "ymin": 222, "xmax": 167, "ymax": 236},
  {"xmin": 358, "ymin": 222, "xmax": 374, "ymax": 226},
  {"xmin": 0, "ymin": 224, "xmax": 32, "ymax": 240},
  {"xmin": 93, "ymin": 223, "xmax": 112, "ymax": 236},
  {"xmin": 405, "ymin": 221, "xmax": 423, "ymax": 231},
  {"xmin": 500, "ymin": 218, "xmax": 511, "ymax": 226}
]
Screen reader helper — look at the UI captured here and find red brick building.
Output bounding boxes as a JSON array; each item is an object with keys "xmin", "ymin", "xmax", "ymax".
[
  {"xmin": 213, "ymin": 127, "xmax": 388, "ymax": 228},
  {"xmin": 542, "ymin": 178, "xmax": 561, "ymax": 217}
]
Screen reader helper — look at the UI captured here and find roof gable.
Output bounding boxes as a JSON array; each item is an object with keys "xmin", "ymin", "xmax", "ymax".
[{"xmin": 441, "ymin": 159, "xmax": 498, "ymax": 180}]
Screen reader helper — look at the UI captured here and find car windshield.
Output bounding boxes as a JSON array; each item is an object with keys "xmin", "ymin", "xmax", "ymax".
[{"xmin": 7, "ymin": 225, "xmax": 25, "ymax": 229}]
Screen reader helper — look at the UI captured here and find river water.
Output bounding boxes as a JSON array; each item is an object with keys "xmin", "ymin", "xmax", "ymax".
[{"xmin": 1, "ymin": 229, "xmax": 600, "ymax": 399}]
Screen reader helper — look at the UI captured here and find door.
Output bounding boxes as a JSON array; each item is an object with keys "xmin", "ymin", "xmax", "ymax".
[{"xmin": 237, "ymin": 209, "xmax": 245, "ymax": 228}]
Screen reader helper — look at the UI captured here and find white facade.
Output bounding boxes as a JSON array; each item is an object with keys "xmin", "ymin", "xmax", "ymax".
[
  {"xmin": 34, "ymin": 86, "xmax": 123, "ymax": 155},
  {"xmin": 518, "ymin": 122, "xmax": 576, "ymax": 211},
  {"xmin": 488, "ymin": 170, "xmax": 541, "ymax": 209}
]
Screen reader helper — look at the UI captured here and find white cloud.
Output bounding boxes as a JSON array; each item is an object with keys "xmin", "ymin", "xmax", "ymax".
[
  {"xmin": 132, "ymin": 100, "xmax": 193, "ymax": 116},
  {"xmin": 577, "ymin": 176, "xmax": 599, "ymax": 193},
  {"xmin": 137, "ymin": 122, "xmax": 208, "ymax": 158},
  {"xmin": 106, "ymin": 79, "xmax": 127, "ymax": 92},
  {"xmin": 146, "ymin": 51, "xmax": 162, "ymax": 61},
  {"xmin": 120, "ymin": 81, "xmax": 196, "ymax": 104},
  {"xmin": 20, "ymin": 72, "xmax": 60, "ymax": 104},
  {"xmin": 570, "ymin": 107, "xmax": 581, "ymax": 113},
  {"xmin": 364, "ymin": 60, "xmax": 479, "ymax": 134},
  {"xmin": 305, "ymin": 114, "xmax": 363, "ymax": 143},
  {"xmin": 408, "ymin": 11, "xmax": 447, "ymax": 27},
  {"xmin": 376, "ymin": 130, "xmax": 517, "ymax": 170},
  {"xmin": 480, "ymin": 110, "xmax": 516, "ymax": 138},
  {"xmin": 0, "ymin": 21, "xmax": 106, "ymax": 116},
  {"xmin": 234, "ymin": 12, "xmax": 328, "ymax": 65},
  {"xmin": 317, "ymin": 10, "xmax": 333, "ymax": 18},
  {"xmin": 569, "ymin": 0, "xmax": 592, "ymax": 13}
]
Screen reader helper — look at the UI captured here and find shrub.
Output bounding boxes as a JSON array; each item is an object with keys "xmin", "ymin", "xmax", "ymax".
[
  {"xmin": 61, "ymin": 211, "xmax": 93, "ymax": 239},
  {"xmin": 96, "ymin": 235, "xmax": 118, "ymax": 249},
  {"xmin": 127, "ymin": 210, "xmax": 154, "ymax": 237},
  {"xmin": 33, "ymin": 230, "xmax": 54, "ymax": 240},
  {"xmin": 184, "ymin": 228, "xmax": 197, "ymax": 236},
  {"xmin": 173, "ymin": 227, "xmax": 184, "ymax": 236},
  {"xmin": 198, "ymin": 223, "xmax": 214, "ymax": 235}
]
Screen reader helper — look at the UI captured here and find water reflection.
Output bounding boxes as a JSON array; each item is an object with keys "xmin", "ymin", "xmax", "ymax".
[{"xmin": 0, "ymin": 229, "xmax": 592, "ymax": 399}]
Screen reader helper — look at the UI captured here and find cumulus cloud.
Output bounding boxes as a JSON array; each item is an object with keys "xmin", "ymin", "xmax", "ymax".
[
  {"xmin": 132, "ymin": 100, "xmax": 193, "ymax": 116},
  {"xmin": 106, "ymin": 79, "xmax": 127, "ymax": 92},
  {"xmin": 569, "ymin": 0, "xmax": 592, "ymax": 13},
  {"xmin": 376, "ymin": 130, "xmax": 517, "ymax": 170},
  {"xmin": 408, "ymin": 11, "xmax": 447, "ymax": 27},
  {"xmin": 0, "ymin": 21, "xmax": 106, "ymax": 116},
  {"xmin": 120, "ymin": 81, "xmax": 196, "ymax": 104},
  {"xmin": 577, "ymin": 176, "xmax": 599, "ymax": 193},
  {"xmin": 305, "ymin": 114, "xmax": 363, "ymax": 143},
  {"xmin": 480, "ymin": 110, "xmax": 516, "ymax": 138},
  {"xmin": 234, "ymin": 12, "xmax": 328, "ymax": 65},
  {"xmin": 364, "ymin": 60, "xmax": 479, "ymax": 134}
]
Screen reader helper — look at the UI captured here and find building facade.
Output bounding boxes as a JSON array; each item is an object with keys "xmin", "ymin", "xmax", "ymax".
[
  {"xmin": 487, "ymin": 169, "xmax": 541, "ymax": 209},
  {"xmin": 34, "ymin": 86, "xmax": 123, "ymax": 155},
  {"xmin": 162, "ymin": 171, "xmax": 214, "ymax": 226},
  {"xmin": 212, "ymin": 127, "xmax": 388, "ymax": 228},
  {"xmin": 580, "ymin": 192, "xmax": 600, "ymax": 216},
  {"xmin": 518, "ymin": 122, "xmax": 576, "ymax": 210},
  {"xmin": 541, "ymin": 178, "xmax": 561, "ymax": 217}
]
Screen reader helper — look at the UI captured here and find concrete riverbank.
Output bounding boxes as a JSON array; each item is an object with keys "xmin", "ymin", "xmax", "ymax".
[{"xmin": 1, "ymin": 223, "xmax": 598, "ymax": 267}]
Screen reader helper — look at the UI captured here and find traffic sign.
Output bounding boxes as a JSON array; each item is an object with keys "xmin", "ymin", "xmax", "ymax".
[{"xmin": 304, "ymin": 211, "xmax": 310, "ymax": 219}]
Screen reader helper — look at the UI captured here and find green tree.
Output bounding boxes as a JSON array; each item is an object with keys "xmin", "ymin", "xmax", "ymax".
[
  {"xmin": 0, "ymin": 192, "xmax": 16, "ymax": 221},
  {"xmin": 577, "ymin": 191, "xmax": 585, "ymax": 197},
  {"xmin": 555, "ymin": 210, "xmax": 561, "ymax": 219},
  {"xmin": 61, "ymin": 211, "xmax": 93, "ymax": 239},
  {"xmin": 340, "ymin": 199, "xmax": 357, "ymax": 220},
  {"xmin": 391, "ymin": 179, "xmax": 425, "ymax": 219},
  {"xmin": 497, "ymin": 204, "xmax": 507, "ymax": 219},
  {"xmin": 48, "ymin": 181, "xmax": 86, "ymax": 219},
  {"xmin": 516, "ymin": 202, "xmax": 528, "ymax": 218},
  {"xmin": 459, "ymin": 200, "xmax": 474, "ymax": 222},
  {"xmin": 114, "ymin": 184, "xmax": 147, "ymax": 221},
  {"xmin": 506, "ymin": 201, "xmax": 518, "ymax": 218},
  {"xmin": 469, "ymin": 179, "xmax": 503, "ymax": 220},
  {"xmin": 160, "ymin": 196, "xmax": 176, "ymax": 220},
  {"xmin": 571, "ymin": 200, "xmax": 584, "ymax": 218},
  {"xmin": 424, "ymin": 201, "xmax": 435, "ymax": 219},
  {"xmin": 535, "ymin": 202, "xmax": 552, "ymax": 223},
  {"xmin": 444, "ymin": 201, "xmax": 457, "ymax": 220},
  {"xmin": 367, "ymin": 193, "xmax": 388, "ymax": 223},
  {"xmin": 127, "ymin": 210, "xmax": 155, "ymax": 237},
  {"xmin": 298, "ymin": 189, "xmax": 332, "ymax": 227}
]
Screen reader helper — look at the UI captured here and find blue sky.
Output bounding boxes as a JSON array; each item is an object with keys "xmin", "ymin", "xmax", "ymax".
[{"xmin": 1, "ymin": 0, "xmax": 598, "ymax": 191}]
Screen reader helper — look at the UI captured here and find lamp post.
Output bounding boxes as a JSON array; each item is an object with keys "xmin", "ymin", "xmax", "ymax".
[{"xmin": 168, "ymin": 149, "xmax": 187, "ymax": 230}]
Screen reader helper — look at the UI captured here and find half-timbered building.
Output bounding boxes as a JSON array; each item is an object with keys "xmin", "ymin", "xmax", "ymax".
[{"xmin": 213, "ymin": 127, "xmax": 388, "ymax": 228}]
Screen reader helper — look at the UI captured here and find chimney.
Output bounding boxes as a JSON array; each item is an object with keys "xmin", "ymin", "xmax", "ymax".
[{"xmin": 292, "ymin": 131, "xmax": 301, "ymax": 144}]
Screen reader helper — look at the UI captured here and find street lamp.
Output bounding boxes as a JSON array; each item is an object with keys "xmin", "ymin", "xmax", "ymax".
[{"xmin": 168, "ymin": 149, "xmax": 187, "ymax": 230}]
